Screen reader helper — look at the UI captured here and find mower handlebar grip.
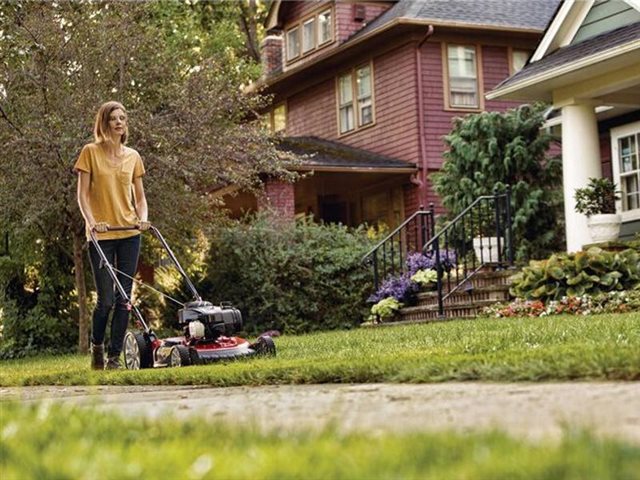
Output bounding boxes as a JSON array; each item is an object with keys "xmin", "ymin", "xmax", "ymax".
[{"xmin": 91, "ymin": 224, "xmax": 152, "ymax": 232}]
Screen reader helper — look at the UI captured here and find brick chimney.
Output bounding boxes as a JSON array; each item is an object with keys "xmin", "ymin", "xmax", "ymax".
[{"xmin": 260, "ymin": 34, "xmax": 283, "ymax": 77}]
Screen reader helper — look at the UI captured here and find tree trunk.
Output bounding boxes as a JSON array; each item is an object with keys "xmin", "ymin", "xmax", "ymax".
[{"xmin": 73, "ymin": 231, "xmax": 89, "ymax": 353}]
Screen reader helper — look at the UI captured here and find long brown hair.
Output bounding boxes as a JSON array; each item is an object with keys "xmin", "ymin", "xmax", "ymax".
[{"xmin": 93, "ymin": 101, "xmax": 128, "ymax": 144}]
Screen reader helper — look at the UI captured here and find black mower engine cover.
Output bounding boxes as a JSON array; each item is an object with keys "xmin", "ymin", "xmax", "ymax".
[{"xmin": 178, "ymin": 301, "xmax": 243, "ymax": 338}]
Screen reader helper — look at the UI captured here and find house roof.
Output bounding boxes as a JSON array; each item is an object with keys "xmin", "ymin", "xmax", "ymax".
[
  {"xmin": 350, "ymin": 0, "xmax": 560, "ymax": 40},
  {"xmin": 487, "ymin": 21, "xmax": 640, "ymax": 99},
  {"xmin": 277, "ymin": 136, "xmax": 417, "ymax": 173}
]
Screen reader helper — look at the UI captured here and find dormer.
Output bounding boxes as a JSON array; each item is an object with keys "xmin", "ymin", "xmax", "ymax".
[{"xmin": 262, "ymin": 1, "xmax": 396, "ymax": 76}]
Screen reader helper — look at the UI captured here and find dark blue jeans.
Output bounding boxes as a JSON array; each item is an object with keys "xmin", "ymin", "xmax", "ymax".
[{"xmin": 88, "ymin": 235, "xmax": 141, "ymax": 357}]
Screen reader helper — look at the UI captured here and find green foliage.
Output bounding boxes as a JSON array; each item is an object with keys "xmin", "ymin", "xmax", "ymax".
[
  {"xmin": 432, "ymin": 104, "xmax": 564, "ymax": 260},
  {"xmin": 2, "ymin": 312, "xmax": 639, "ymax": 386},
  {"xmin": 196, "ymin": 214, "xmax": 375, "ymax": 334},
  {"xmin": 574, "ymin": 177, "xmax": 621, "ymax": 216},
  {"xmin": 410, "ymin": 269, "xmax": 437, "ymax": 289},
  {"xmin": 2, "ymin": 402, "xmax": 639, "ymax": 480},
  {"xmin": 510, "ymin": 247, "xmax": 640, "ymax": 301},
  {"xmin": 369, "ymin": 297, "xmax": 402, "ymax": 322},
  {"xmin": 0, "ymin": 246, "xmax": 78, "ymax": 359}
]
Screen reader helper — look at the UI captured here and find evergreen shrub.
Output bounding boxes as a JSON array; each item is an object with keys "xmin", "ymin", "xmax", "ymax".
[
  {"xmin": 198, "ymin": 214, "xmax": 376, "ymax": 334},
  {"xmin": 432, "ymin": 103, "xmax": 564, "ymax": 260}
]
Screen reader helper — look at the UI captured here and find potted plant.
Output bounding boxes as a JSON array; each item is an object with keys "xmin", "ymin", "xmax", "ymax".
[
  {"xmin": 471, "ymin": 204, "xmax": 503, "ymax": 263},
  {"xmin": 574, "ymin": 177, "xmax": 622, "ymax": 243}
]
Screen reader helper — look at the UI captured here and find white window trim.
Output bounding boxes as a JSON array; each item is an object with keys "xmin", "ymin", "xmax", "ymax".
[
  {"xmin": 611, "ymin": 120, "xmax": 640, "ymax": 222},
  {"xmin": 302, "ymin": 18, "xmax": 316, "ymax": 54}
]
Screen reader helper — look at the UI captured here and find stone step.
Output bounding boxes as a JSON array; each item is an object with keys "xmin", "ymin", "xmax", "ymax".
[
  {"xmin": 415, "ymin": 284, "xmax": 511, "ymax": 308},
  {"xmin": 397, "ymin": 299, "xmax": 499, "ymax": 323}
]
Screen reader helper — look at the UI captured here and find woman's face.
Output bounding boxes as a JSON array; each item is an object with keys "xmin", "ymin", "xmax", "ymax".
[{"xmin": 108, "ymin": 108, "xmax": 127, "ymax": 139}]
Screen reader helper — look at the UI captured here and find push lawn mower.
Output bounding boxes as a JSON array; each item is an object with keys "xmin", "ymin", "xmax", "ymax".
[{"xmin": 89, "ymin": 225, "xmax": 275, "ymax": 369}]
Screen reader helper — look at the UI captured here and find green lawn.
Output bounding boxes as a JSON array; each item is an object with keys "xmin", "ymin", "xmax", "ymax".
[
  {"xmin": 1, "ymin": 312, "xmax": 639, "ymax": 386},
  {"xmin": 1, "ymin": 402, "xmax": 638, "ymax": 480}
]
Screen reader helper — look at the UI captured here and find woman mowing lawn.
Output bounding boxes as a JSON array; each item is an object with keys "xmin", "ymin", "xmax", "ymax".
[{"xmin": 75, "ymin": 101, "xmax": 150, "ymax": 370}]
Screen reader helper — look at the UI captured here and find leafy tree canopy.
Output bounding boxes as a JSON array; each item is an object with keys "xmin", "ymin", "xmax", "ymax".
[{"xmin": 0, "ymin": 1, "xmax": 289, "ymax": 353}]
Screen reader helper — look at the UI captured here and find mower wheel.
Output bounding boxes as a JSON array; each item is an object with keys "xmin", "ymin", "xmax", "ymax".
[
  {"xmin": 252, "ymin": 335, "xmax": 276, "ymax": 356},
  {"xmin": 169, "ymin": 345, "xmax": 192, "ymax": 367},
  {"xmin": 124, "ymin": 331, "xmax": 153, "ymax": 370},
  {"xmin": 188, "ymin": 347, "xmax": 200, "ymax": 365}
]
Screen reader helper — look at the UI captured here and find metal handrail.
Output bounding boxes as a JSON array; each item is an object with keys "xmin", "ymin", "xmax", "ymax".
[
  {"xmin": 362, "ymin": 205, "xmax": 434, "ymax": 262},
  {"xmin": 423, "ymin": 186, "xmax": 514, "ymax": 317}
]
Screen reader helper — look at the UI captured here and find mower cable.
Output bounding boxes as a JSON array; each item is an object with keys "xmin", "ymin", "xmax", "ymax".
[{"xmin": 108, "ymin": 266, "xmax": 185, "ymax": 307}]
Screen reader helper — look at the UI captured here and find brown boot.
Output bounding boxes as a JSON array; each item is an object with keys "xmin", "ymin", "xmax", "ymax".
[
  {"xmin": 105, "ymin": 355, "xmax": 121, "ymax": 370},
  {"xmin": 91, "ymin": 344, "xmax": 105, "ymax": 370}
]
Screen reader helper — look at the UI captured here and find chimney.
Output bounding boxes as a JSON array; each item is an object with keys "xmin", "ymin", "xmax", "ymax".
[{"xmin": 260, "ymin": 34, "xmax": 283, "ymax": 78}]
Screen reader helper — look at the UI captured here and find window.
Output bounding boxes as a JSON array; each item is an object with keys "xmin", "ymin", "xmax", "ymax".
[
  {"xmin": 263, "ymin": 104, "xmax": 286, "ymax": 134},
  {"xmin": 446, "ymin": 45, "xmax": 480, "ymax": 109},
  {"xmin": 286, "ymin": 27, "xmax": 300, "ymax": 61},
  {"xmin": 356, "ymin": 65, "xmax": 372, "ymax": 126},
  {"xmin": 338, "ymin": 74, "xmax": 354, "ymax": 134},
  {"xmin": 272, "ymin": 104, "xmax": 286, "ymax": 133},
  {"xmin": 510, "ymin": 49, "xmax": 530, "ymax": 74},
  {"xmin": 302, "ymin": 18, "xmax": 315, "ymax": 53},
  {"xmin": 338, "ymin": 63, "xmax": 374, "ymax": 135},
  {"xmin": 284, "ymin": 7, "xmax": 333, "ymax": 63},
  {"xmin": 611, "ymin": 122, "xmax": 640, "ymax": 220},
  {"xmin": 318, "ymin": 9, "xmax": 332, "ymax": 45}
]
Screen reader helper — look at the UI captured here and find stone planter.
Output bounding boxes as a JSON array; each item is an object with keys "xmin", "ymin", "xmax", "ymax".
[
  {"xmin": 473, "ymin": 236, "xmax": 503, "ymax": 263},
  {"xmin": 587, "ymin": 213, "xmax": 621, "ymax": 243}
]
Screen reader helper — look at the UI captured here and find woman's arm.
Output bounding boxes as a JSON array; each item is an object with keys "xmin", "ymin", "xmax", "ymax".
[
  {"xmin": 133, "ymin": 176, "xmax": 148, "ymax": 225},
  {"xmin": 77, "ymin": 171, "xmax": 97, "ymax": 228}
]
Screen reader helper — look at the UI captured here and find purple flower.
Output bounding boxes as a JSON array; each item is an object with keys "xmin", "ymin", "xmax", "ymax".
[
  {"xmin": 406, "ymin": 250, "xmax": 457, "ymax": 275},
  {"xmin": 368, "ymin": 273, "xmax": 420, "ymax": 303}
]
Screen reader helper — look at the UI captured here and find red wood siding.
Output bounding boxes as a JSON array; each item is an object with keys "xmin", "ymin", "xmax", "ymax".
[
  {"xmin": 482, "ymin": 46, "xmax": 523, "ymax": 112},
  {"xmin": 287, "ymin": 42, "xmax": 421, "ymax": 164},
  {"xmin": 335, "ymin": 2, "xmax": 394, "ymax": 43}
]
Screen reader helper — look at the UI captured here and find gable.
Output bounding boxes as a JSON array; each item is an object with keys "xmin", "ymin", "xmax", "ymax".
[
  {"xmin": 571, "ymin": 0, "xmax": 640, "ymax": 44},
  {"xmin": 533, "ymin": 0, "xmax": 640, "ymax": 61}
]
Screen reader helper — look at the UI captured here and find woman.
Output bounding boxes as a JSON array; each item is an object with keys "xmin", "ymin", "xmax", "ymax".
[{"xmin": 75, "ymin": 101, "xmax": 150, "ymax": 370}]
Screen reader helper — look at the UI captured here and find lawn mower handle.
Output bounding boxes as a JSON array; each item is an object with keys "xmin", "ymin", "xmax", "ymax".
[{"xmin": 89, "ymin": 223, "xmax": 203, "ymax": 302}]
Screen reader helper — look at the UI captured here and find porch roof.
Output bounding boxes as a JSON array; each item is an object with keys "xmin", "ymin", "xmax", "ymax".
[
  {"xmin": 277, "ymin": 136, "xmax": 417, "ymax": 173},
  {"xmin": 487, "ymin": 21, "xmax": 640, "ymax": 101}
]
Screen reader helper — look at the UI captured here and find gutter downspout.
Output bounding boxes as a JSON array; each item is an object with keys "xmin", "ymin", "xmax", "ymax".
[{"xmin": 414, "ymin": 25, "xmax": 435, "ymax": 207}]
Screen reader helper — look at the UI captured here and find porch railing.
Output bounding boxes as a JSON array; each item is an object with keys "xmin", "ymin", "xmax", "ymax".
[
  {"xmin": 424, "ymin": 186, "xmax": 514, "ymax": 316},
  {"xmin": 362, "ymin": 205, "xmax": 436, "ymax": 291}
]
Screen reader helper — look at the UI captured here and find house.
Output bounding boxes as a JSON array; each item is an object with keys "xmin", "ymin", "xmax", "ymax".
[
  {"xmin": 227, "ymin": 0, "xmax": 560, "ymax": 230},
  {"xmin": 487, "ymin": 0, "xmax": 640, "ymax": 252}
]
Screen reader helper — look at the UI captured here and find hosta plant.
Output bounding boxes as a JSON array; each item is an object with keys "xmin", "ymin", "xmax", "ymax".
[
  {"xmin": 411, "ymin": 269, "xmax": 438, "ymax": 289},
  {"xmin": 369, "ymin": 297, "xmax": 403, "ymax": 322},
  {"xmin": 510, "ymin": 247, "xmax": 640, "ymax": 302}
]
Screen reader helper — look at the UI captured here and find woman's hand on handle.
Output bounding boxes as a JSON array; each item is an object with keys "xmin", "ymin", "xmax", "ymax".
[
  {"xmin": 138, "ymin": 221, "xmax": 151, "ymax": 231},
  {"xmin": 92, "ymin": 222, "xmax": 109, "ymax": 233}
]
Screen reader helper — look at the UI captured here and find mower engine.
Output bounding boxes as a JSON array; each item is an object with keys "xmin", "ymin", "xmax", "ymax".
[{"xmin": 178, "ymin": 301, "xmax": 243, "ymax": 342}]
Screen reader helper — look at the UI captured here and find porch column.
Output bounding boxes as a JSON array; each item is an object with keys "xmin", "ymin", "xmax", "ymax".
[
  {"xmin": 561, "ymin": 102, "xmax": 601, "ymax": 252},
  {"xmin": 259, "ymin": 179, "xmax": 295, "ymax": 219}
]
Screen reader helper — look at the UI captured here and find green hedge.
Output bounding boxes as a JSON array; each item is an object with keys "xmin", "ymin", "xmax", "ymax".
[{"xmin": 197, "ymin": 215, "xmax": 376, "ymax": 334}]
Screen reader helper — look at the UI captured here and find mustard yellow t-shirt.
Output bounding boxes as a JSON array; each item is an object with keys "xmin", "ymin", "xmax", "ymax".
[{"xmin": 74, "ymin": 143, "xmax": 146, "ymax": 241}]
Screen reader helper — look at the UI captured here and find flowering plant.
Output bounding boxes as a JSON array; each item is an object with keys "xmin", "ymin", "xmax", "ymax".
[
  {"xmin": 406, "ymin": 250, "xmax": 457, "ymax": 275},
  {"xmin": 482, "ymin": 290, "xmax": 640, "ymax": 318},
  {"xmin": 369, "ymin": 297, "xmax": 402, "ymax": 322},
  {"xmin": 410, "ymin": 269, "xmax": 437, "ymax": 289},
  {"xmin": 368, "ymin": 273, "xmax": 420, "ymax": 304}
]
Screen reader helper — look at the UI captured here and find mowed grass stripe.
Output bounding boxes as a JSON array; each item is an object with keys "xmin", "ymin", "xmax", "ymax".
[{"xmin": 1, "ymin": 313, "xmax": 638, "ymax": 386}]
